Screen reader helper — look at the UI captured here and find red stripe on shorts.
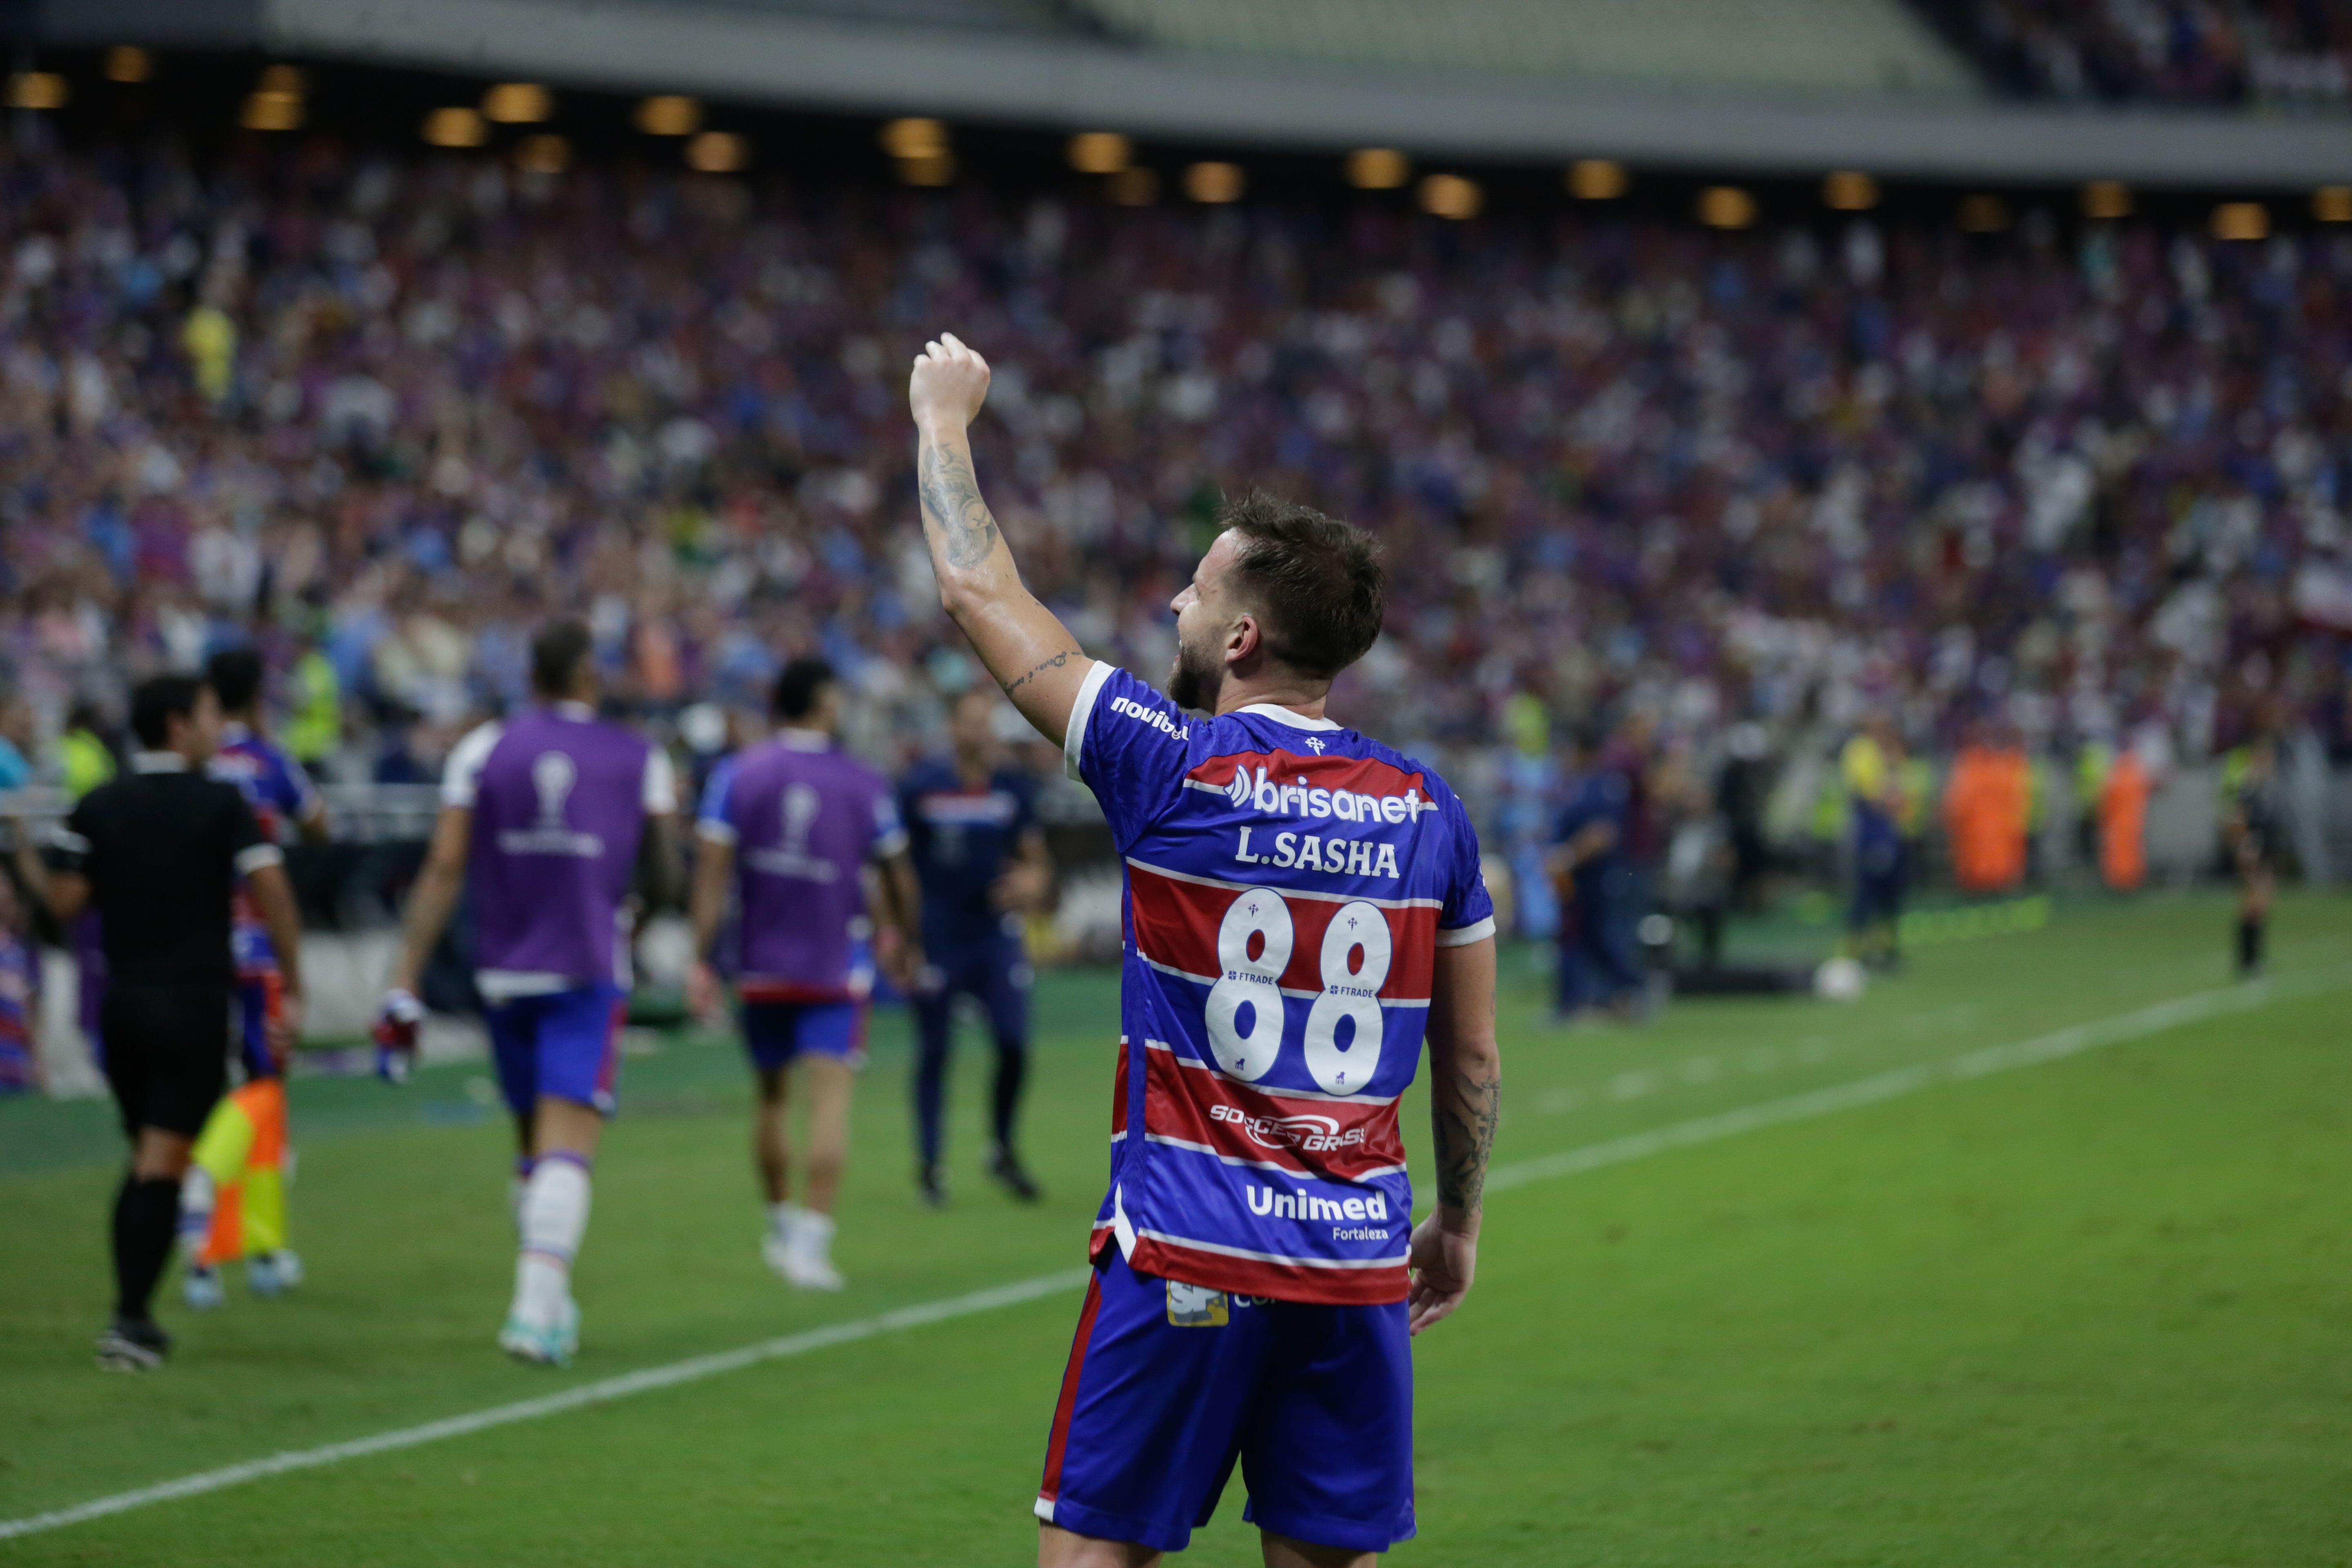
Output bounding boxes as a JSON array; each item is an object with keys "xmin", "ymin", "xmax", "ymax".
[{"xmin": 1037, "ymin": 1270, "xmax": 1105, "ymax": 1505}]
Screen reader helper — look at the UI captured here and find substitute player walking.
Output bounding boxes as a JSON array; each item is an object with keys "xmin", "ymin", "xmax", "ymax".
[
  {"xmin": 379, "ymin": 621, "xmax": 679, "ymax": 1366},
  {"xmin": 686, "ymin": 658, "xmax": 922, "ymax": 1290},
  {"xmin": 909, "ymin": 334, "xmax": 1501, "ymax": 1567}
]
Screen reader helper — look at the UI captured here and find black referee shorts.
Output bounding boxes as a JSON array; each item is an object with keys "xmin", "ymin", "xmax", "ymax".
[{"xmin": 101, "ymin": 983, "xmax": 232, "ymax": 1139}]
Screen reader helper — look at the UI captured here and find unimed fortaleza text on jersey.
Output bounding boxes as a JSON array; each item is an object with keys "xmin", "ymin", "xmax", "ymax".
[{"xmin": 1065, "ymin": 663, "xmax": 1494, "ymax": 1306}]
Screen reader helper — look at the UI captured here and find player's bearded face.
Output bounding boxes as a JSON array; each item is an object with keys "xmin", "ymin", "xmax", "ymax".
[{"xmin": 1169, "ymin": 624, "xmax": 1221, "ymax": 713}]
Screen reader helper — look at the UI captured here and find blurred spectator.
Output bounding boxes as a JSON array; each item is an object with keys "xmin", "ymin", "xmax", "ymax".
[
  {"xmin": 0, "ymin": 871, "xmax": 38, "ymax": 1093},
  {"xmin": 0, "ymin": 131, "xmax": 2340, "ymax": 862},
  {"xmin": 0, "ymin": 694, "xmax": 35, "ymax": 790}
]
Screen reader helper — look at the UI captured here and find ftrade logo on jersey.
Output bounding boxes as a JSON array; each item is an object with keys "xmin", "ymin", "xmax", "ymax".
[
  {"xmin": 1209, "ymin": 1102, "xmax": 1368, "ymax": 1154},
  {"xmin": 1111, "ymin": 695, "xmax": 1187, "ymax": 741},
  {"xmin": 1225, "ymin": 765, "xmax": 1433, "ymax": 825}
]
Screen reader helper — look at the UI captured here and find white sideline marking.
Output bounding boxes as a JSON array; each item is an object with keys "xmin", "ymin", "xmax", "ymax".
[
  {"xmin": 1475, "ymin": 964, "xmax": 2350, "ymax": 1199},
  {"xmin": 5, "ymin": 965, "xmax": 2342, "ymax": 1542},
  {"xmin": 0, "ymin": 1269, "xmax": 1091, "ymax": 1542}
]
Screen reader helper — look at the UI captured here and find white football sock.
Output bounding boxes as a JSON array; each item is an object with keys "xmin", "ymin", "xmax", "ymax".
[
  {"xmin": 512, "ymin": 1154, "xmax": 591, "ymax": 1327},
  {"xmin": 792, "ymin": 1209, "xmax": 836, "ymax": 1258},
  {"xmin": 510, "ymin": 1158, "xmax": 533, "ymax": 1236},
  {"xmin": 770, "ymin": 1201, "xmax": 802, "ymax": 1239}
]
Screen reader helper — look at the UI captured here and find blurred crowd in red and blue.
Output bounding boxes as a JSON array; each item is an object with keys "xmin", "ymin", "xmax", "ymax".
[{"xmin": 0, "ymin": 136, "xmax": 2349, "ymax": 830}]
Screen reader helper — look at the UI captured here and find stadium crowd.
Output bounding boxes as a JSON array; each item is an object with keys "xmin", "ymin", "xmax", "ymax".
[
  {"xmin": 1941, "ymin": 0, "xmax": 2352, "ymax": 105},
  {"xmin": 1, "ymin": 134, "xmax": 2348, "ymax": 845}
]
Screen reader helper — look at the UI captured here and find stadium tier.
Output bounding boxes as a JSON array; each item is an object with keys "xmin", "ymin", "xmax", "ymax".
[
  {"xmin": 1073, "ymin": 0, "xmax": 1978, "ymax": 95},
  {"xmin": 1922, "ymin": 0, "xmax": 2352, "ymax": 106}
]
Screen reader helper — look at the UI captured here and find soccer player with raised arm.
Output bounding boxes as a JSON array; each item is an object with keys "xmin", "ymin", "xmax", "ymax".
[
  {"xmin": 378, "ymin": 621, "xmax": 679, "ymax": 1366},
  {"xmin": 909, "ymin": 334, "xmax": 1502, "ymax": 1568}
]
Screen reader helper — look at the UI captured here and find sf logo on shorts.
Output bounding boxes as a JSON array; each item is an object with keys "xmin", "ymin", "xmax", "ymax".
[{"xmin": 1166, "ymin": 1279, "xmax": 1229, "ymax": 1327}]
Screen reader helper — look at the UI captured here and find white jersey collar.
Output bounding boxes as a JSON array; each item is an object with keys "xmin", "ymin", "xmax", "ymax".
[
  {"xmin": 550, "ymin": 700, "xmax": 596, "ymax": 720},
  {"xmin": 779, "ymin": 728, "xmax": 833, "ymax": 751},
  {"xmin": 131, "ymin": 750, "xmax": 189, "ymax": 773},
  {"xmin": 1234, "ymin": 702, "xmax": 1341, "ymax": 733}
]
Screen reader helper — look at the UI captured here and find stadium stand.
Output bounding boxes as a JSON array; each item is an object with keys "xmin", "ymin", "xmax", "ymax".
[
  {"xmin": 18, "ymin": 0, "xmax": 2350, "ymax": 183},
  {"xmin": 1075, "ymin": 0, "xmax": 1978, "ymax": 95},
  {"xmin": 1, "ymin": 132, "xmax": 2345, "ymax": 824},
  {"xmin": 1918, "ymin": 0, "xmax": 2352, "ymax": 106}
]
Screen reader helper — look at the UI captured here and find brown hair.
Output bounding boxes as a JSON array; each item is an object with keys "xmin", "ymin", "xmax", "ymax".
[{"xmin": 1221, "ymin": 491, "xmax": 1386, "ymax": 680}]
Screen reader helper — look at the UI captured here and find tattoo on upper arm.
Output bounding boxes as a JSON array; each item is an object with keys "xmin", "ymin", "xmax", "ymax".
[
  {"xmin": 917, "ymin": 443, "xmax": 1000, "ymax": 571},
  {"xmin": 1002, "ymin": 648, "xmax": 1081, "ymax": 696},
  {"xmin": 1433, "ymin": 1066, "xmax": 1499, "ymax": 1214}
]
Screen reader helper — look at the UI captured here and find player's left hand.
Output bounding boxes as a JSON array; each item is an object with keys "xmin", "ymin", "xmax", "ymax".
[
  {"xmin": 875, "ymin": 928, "xmax": 924, "ymax": 997},
  {"xmin": 1406, "ymin": 1214, "xmax": 1477, "ymax": 1335},
  {"xmin": 267, "ymin": 989, "xmax": 304, "ymax": 1069},
  {"xmin": 990, "ymin": 862, "xmax": 1049, "ymax": 913},
  {"xmin": 686, "ymin": 960, "xmax": 726, "ymax": 1025}
]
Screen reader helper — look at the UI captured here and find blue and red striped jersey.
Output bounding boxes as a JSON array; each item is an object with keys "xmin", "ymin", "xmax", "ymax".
[
  {"xmin": 210, "ymin": 722, "xmax": 321, "ymax": 979},
  {"xmin": 1064, "ymin": 662, "xmax": 1494, "ymax": 1306}
]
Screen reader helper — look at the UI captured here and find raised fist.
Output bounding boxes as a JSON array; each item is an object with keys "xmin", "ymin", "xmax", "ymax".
[{"xmin": 909, "ymin": 332, "xmax": 990, "ymax": 432}]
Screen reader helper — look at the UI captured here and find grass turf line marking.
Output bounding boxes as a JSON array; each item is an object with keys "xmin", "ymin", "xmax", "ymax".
[
  {"xmin": 7, "ymin": 965, "xmax": 2343, "ymax": 1543},
  {"xmin": 0, "ymin": 1269, "xmax": 1091, "ymax": 1543},
  {"xmin": 1477, "ymin": 964, "xmax": 2351, "ymax": 1199}
]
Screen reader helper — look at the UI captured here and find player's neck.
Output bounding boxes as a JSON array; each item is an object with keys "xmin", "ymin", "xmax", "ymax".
[{"xmin": 1212, "ymin": 677, "xmax": 1328, "ymax": 724}]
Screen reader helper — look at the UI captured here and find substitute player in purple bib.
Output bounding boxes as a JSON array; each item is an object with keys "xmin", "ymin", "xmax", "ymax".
[
  {"xmin": 909, "ymin": 334, "xmax": 1501, "ymax": 1568},
  {"xmin": 379, "ymin": 621, "xmax": 679, "ymax": 1366},
  {"xmin": 686, "ymin": 657, "xmax": 922, "ymax": 1290}
]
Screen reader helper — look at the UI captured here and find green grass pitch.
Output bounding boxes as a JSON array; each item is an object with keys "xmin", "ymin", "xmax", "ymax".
[{"xmin": 2, "ymin": 891, "xmax": 2347, "ymax": 1564}]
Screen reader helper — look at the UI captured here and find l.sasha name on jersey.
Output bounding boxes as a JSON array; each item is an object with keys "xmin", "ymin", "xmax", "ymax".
[{"xmin": 1208, "ymin": 762, "xmax": 1434, "ymax": 881}]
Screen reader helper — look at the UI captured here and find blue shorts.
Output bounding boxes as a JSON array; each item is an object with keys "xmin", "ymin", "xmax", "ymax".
[
  {"xmin": 486, "ymin": 983, "xmax": 627, "ymax": 1117},
  {"xmin": 1036, "ymin": 1250, "xmax": 1414, "ymax": 1556},
  {"xmin": 742, "ymin": 999, "xmax": 867, "ymax": 1073}
]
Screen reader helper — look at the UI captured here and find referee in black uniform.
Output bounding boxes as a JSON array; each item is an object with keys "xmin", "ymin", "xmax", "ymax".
[{"xmin": 13, "ymin": 673, "xmax": 305, "ymax": 1370}]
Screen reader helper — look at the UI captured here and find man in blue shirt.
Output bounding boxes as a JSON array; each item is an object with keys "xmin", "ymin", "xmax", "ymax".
[
  {"xmin": 1548, "ymin": 733, "xmax": 1643, "ymax": 1020},
  {"xmin": 900, "ymin": 688, "xmax": 1052, "ymax": 1206}
]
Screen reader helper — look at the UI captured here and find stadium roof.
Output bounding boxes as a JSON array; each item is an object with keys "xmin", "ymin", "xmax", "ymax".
[{"xmin": 25, "ymin": 0, "xmax": 2352, "ymax": 185}]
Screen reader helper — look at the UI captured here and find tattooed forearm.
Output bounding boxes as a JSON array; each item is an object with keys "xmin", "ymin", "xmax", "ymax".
[
  {"xmin": 1432, "ymin": 1066, "xmax": 1499, "ymax": 1216},
  {"xmin": 1002, "ymin": 648, "xmax": 1082, "ymax": 695},
  {"xmin": 917, "ymin": 441, "xmax": 1001, "ymax": 572}
]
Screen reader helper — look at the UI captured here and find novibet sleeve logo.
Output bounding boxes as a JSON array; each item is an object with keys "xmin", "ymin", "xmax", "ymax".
[{"xmin": 1109, "ymin": 694, "xmax": 1187, "ymax": 740}]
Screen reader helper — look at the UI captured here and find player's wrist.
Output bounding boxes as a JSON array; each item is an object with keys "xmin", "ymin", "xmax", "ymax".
[
  {"xmin": 913, "ymin": 411, "xmax": 971, "ymax": 442},
  {"xmin": 1434, "ymin": 1203, "xmax": 1481, "ymax": 1238}
]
